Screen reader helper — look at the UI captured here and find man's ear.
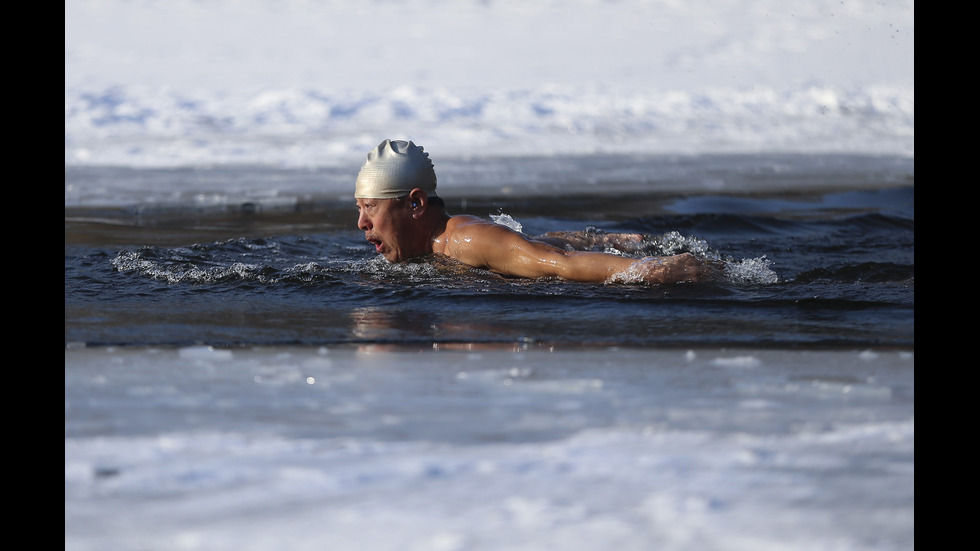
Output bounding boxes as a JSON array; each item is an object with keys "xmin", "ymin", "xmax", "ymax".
[{"xmin": 408, "ymin": 188, "xmax": 428, "ymax": 210}]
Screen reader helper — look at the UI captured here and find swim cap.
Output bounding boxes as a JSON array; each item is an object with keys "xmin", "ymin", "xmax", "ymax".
[{"xmin": 354, "ymin": 139, "xmax": 438, "ymax": 199}]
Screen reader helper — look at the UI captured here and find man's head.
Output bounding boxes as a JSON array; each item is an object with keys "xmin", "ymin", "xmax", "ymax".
[{"xmin": 354, "ymin": 139, "xmax": 442, "ymax": 263}]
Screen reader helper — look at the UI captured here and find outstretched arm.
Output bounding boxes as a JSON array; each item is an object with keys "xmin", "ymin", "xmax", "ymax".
[{"xmin": 443, "ymin": 219, "xmax": 703, "ymax": 284}]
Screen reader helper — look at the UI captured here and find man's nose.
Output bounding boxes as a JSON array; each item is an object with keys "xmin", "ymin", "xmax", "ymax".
[{"xmin": 357, "ymin": 212, "xmax": 371, "ymax": 231}]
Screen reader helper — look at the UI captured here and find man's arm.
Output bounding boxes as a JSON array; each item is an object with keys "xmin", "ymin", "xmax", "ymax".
[{"xmin": 444, "ymin": 219, "xmax": 703, "ymax": 284}]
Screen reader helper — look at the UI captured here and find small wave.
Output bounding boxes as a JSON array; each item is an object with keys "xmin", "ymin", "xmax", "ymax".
[
  {"xmin": 794, "ymin": 262, "xmax": 913, "ymax": 284},
  {"xmin": 354, "ymin": 256, "xmax": 442, "ymax": 280},
  {"xmin": 111, "ymin": 249, "xmax": 276, "ymax": 284}
]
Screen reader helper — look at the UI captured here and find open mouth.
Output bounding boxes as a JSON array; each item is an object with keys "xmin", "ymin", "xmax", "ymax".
[{"xmin": 366, "ymin": 235, "xmax": 383, "ymax": 253}]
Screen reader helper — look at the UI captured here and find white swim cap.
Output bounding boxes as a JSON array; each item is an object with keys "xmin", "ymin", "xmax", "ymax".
[{"xmin": 354, "ymin": 139, "xmax": 438, "ymax": 199}]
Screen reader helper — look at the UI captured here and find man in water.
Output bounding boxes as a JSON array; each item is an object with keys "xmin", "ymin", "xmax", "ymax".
[{"xmin": 354, "ymin": 139, "xmax": 705, "ymax": 284}]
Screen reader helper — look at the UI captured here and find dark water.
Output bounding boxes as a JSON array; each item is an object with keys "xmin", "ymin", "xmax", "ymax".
[{"xmin": 65, "ymin": 155, "xmax": 914, "ymax": 350}]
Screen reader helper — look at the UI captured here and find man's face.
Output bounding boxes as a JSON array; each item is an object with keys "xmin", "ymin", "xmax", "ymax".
[{"xmin": 356, "ymin": 197, "xmax": 420, "ymax": 263}]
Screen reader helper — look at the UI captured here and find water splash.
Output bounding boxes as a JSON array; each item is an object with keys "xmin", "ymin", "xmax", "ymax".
[
  {"xmin": 601, "ymin": 230, "xmax": 779, "ymax": 285},
  {"xmin": 625, "ymin": 232, "xmax": 777, "ymax": 284},
  {"xmin": 605, "ymin": 257, "xmax": 663, "ymax": 285},
  {"xmin": 723, "ymin": 256, "xmax": 779, "ymax": 285},
  {"xmin": 605, "ymin": 254, "xmax": 778, "ymax": 286},
  {"xmin": 631, "ymin": 231, "xmax": 717, "ymax": 258},
  {"xmin": 657, "ymin": 231, "xmax": 714, "ymax": 258},
  {"xmin": 490, "ymin": 213, "xmax": 523, "ymax": 233}
]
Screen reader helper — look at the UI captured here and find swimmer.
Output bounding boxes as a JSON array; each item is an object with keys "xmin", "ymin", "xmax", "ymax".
[{"xmin": 354, "ymin": 139, "xmax": 706, "ymax": 284}]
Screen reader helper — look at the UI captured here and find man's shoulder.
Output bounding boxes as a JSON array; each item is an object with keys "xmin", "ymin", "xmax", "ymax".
[
  {"xmin": 438, "ymin": 214, "xmax": 529, "ymax": 266},
  {"xmin": 439, "ymin": 215, "xmax": 523, "ymax": 253}
]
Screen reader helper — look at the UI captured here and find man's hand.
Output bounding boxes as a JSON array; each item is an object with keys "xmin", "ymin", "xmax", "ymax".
[
  {"xmin": 608, "ymin": 252, "xmax": 707, "ymax": 284},
  {"xmin": 650, "ymin": 252, "xmax": 705, "ymax": 283}
]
